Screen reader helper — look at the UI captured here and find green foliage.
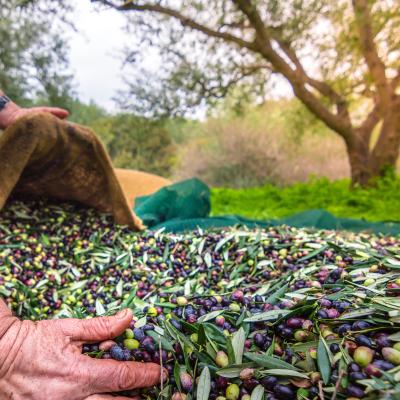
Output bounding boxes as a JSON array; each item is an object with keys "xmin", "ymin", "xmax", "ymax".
[
  {"xmin": 96, "ymin": 0, "xmax": 400, "ymax": 185},
  {"xmin": 0, "ymin": 0, "xmax": 74, "ymax": 106},
  {"xmin": 163, "ymin": 117, "xmax": 202, "ymax": 144},
  {"xmin": 71, "ymin": 107, "xmax": 175, "ymax": 176},
  {"xmin": 175, "ymin": 99, "xmax": 349, "ymax": 187},
  {"xmin": 66, "ymin": 99, "xmax": 176, "ymax": 177},
  {"xmin": 211, "ymin": 176, "xmax": 400, "ymax": 222},
  {"xmin": 68, "ymin": 99, "xmax": 108, "ymax": 126},
  {"xmin": 107, "ymin": 114, "xmax": 175, "ymax": 176},
  {"xmin": 100, "ymin": 0, "xmax": 399, "ymax": 122}
]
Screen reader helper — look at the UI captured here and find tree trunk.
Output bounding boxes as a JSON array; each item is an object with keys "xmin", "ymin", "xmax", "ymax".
[
  {"xmin": 370, "ymin": 106, "xmax": 400, "ymax": 177},
  {"xmin": 345, "ymin": 107, "xmax": 400, "ymax": 186},
  {"xmin": 345, "ymin": 133, "xmax": 372, "ymax": 186}
]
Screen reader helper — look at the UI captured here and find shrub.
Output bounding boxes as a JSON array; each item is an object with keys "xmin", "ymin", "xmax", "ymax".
[
  {"xmin": 174, "ymin": 117, "xmax": 283, "ymax": 187},
  {"xmin": 174, "ymin": 101, "xmax": 350, "ymax": 187},
  {"xmin": 211, "ymin": 176, "xmax": 400, "ymax": 222},
  {"xmin": 69, "ymin": 104, "xmax": 176, "ymax": 177},
  {"xmin": 104, "ymin": 114, "xmax": 174, "ymax": 177}
]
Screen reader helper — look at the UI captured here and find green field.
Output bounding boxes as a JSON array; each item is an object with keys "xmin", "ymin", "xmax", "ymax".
[{"xmin": 211, "ymin": 176, "xmax": 400, "ymax": 222}]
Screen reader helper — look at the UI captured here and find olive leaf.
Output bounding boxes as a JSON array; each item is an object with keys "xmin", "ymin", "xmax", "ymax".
[
  {"xmin": 116, "ymin": 279, "xmax": 123, "ymax": 297},
  {"xmin": 146, "ymin": 330, "xmax": 174, "ymax": 351},
  {"xmin": 317, "ymin": 336, "xmax": 331, "ymax": 385},
  {"xmin": 196, "ymin": 367, "xmax": 211, "ymax": 400},
  {"xmin": 298, "ymin": 245, "xmax": 328, "ymax": 261},
  {"xmin": 388, "ymin": 332, "xmax": 400, "ymax": 341},
  {"xmin": 232, "ymin": 327, "xmax": 246, "ymax": 364},
  {"xmin": 245, "ymin": 353, "xmax": 298, "ymax": 370},
  {"xmin": 95, "ymin": 298, "xmax": 105, "ymax": 316},
  {"xmin": 250, "ymin": 384, "xmax": 264, "ymax": 400},
  {"xmin": 261, "ymin": 369, "xmax": 309, "ymax": 379},
  {"xmin": 198, "ymin": 309, "xmax": 224, "ymax": 323},
  {"xmin": 173, "ymin": 362, "xmax": 182, "ymax": 392},
  {"xmin": 244, "ymin": 309, "xmax": 291, "ymax": 322},
  {"xmin": 265, "ymin": 283, "xmax": 289, "ymax": 305},
  {"xmin": 216, "ymin": 363, "xmax": 257, "ymax": 378}
]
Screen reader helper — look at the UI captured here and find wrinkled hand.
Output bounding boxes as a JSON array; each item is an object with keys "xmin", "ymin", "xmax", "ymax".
[
  {"xmin": 0, "ymin": 301, "xmax": 163, "ymax": 400},
  {"xmin": 0, "ymin": 104, "xmax": 69, "ymax": 130}
]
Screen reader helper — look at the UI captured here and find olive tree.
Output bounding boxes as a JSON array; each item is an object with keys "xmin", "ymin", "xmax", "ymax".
[
  {"xmin": 0, "ymin": 0, "xmax": 74, "ymax": 106},
  {"xmin": 93, "ymin": 0, "xmax": 400, "ymax": 185}
]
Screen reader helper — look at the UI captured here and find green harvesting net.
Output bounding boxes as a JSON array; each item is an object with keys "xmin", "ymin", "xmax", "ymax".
[{"xmin": 135, "ymin": 178, "xmax": 400, "ymax": 234}]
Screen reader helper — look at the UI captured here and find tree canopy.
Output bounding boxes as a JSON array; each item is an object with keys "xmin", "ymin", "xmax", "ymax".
[
  {"xmin": 94, "ymin": 0, "xmax": 400, "ymax": 185},
  {"xmin": 0, "ymin": 0, "xmax": 74, "ymax": 107}
]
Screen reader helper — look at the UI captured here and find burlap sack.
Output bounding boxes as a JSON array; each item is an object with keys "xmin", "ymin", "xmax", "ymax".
[
  {"xmin": 115, "ymin": 168, "xmax": 171, "ymax": 207},
  {"xmin": 0, "ymin": 112, "xmax": 143, "ymax": 229}
]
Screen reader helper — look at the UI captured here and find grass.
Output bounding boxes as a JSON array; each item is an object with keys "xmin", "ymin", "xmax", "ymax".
[{"xmin": 211, "ymin": 176, "xmax": 400, "ymax": 222}]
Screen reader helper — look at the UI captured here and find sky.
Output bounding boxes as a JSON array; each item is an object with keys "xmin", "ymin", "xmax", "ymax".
[
  {"xmin": 67, "ymin": 1, "xmax": 292, "ymax": 114},
  {"xmin": 68, "ymin": 1, "xmax": 133, "ymax": 111}
]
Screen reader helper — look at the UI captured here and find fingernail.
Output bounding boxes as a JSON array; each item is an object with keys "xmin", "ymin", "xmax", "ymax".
[{"xmin": 116, "ymin": 309, "xmax": 130, "ymax": 319}]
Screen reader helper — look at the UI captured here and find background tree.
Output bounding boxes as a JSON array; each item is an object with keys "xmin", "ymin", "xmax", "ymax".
[
  {"xmin": 0, "ymin": 0, "xmax": 74, "ymax": 107},
  {"xmin": 106, "ymin": 114, "xmax": 175, "ymax": 176},
  {"xmin": 93, "ymin": 0, "xmax": 400, "ymax": 186}
]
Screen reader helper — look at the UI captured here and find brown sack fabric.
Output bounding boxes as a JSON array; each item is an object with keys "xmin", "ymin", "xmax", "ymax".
[
  {"xmin": 0, "ymin": 112, "xmax": 144, "ymax": 230},
  {"xmin": 115, "ymin": 168, "xmax": 171, "ymax": 207}
]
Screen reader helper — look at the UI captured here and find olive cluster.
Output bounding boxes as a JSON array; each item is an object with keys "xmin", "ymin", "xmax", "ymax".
[{"xmin": 1, "ymin": 198, "xmax": 400, "ymax": 399}]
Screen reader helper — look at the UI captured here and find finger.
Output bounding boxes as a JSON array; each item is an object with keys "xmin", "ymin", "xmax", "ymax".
[
  {"xmin": 0, "ymin": 299, "xmax": 19, "ymax": 337},
  {"xmin": 49, "ymin": 107, "xmax": 69, "ymax": 119},
  {"xmin": 59, "ymin": 309, "xmax": 133, "ymax": 341},
  {"xmin": 33, "ymin": 107, "xmax": 69, "ymax": 119},
  {"xmin": 84, "ymin": 358, "xmax": 163, "ymax": 394},
  {"xmin": 0, "ymin": 299, "xmax": 12, "ymax": 317}
]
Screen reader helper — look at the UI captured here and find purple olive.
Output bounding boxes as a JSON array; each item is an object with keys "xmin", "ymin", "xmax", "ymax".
[
  {"xmin": 261, "ymin": 376, "xmax": 278, "ymax": 390},
  {"xmin": 374, "ymin": 333, "xmax": 391, "ymax": 348},
  {"xmin": 352, "ymin": 321, "xmax": 371, "ymax": 331},
  {"xmin": 286, "ymin": 317, "xmax": 304, "ymax": 329},
  {"xmin": 274, "ymin": 384, "xmax": 295, "ymax": 400},
  {"xmin": 110, "ymin": 345, "xmax": 125, "ymax": 361},
  {"xmin": 337, "ymin": 323, "xmax": 352, "ymax": 335},
  {"xmin": 355, "ymin": 334, "xmax": 374, "ymax": 348},
  {"xmin": 254, "ymin": 333, "xmax": 266, "ymax": 348},
  {"xmin": 133, "ymin": 328, "xmax": 145, "ymax": 341},
  {"xmin": 349, "ymin": 371, "xmax": 367, "ymax": 381},
  {"xmin": 347, "ymin": 384, "xmax": 365, "ymax": 398},
  {"xmin": 180, "ymin": 372, "xmax": 193, "ymax": 392}
]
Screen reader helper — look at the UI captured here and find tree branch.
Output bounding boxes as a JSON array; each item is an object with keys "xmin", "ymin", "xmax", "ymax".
[
  {"xmin": 391, "ymin": 68, "xmax": 400, "ymax": 91},
  {"xmin": 95, "ymin": 0, "xmax": 354, "ymax": 139},
  {"xmin": 357, "ymin": 102, "xmax": 381, "ymax": 143},
  {"xmin": 92, "ymin": 0, "xmax": 257, "ymax": 51},
  {"xmin": 352, "ymin": 0, "xmax": 391, "ymax": 111},
  {"xmin": 232, "ymin": 0, "xmax": 353, "ymax": 139},
  {"xmin": 193, "ymin": 64, "xmax": 268, "ymax": 99},
  {"xmin": 275, "ymin": 38, "xmax": 351, "ymax": 123}
]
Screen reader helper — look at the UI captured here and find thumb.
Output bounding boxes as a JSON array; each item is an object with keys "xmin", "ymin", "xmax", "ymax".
[
  {"xmin": 0, "ymin": 299, "xmax": 19, "ymax": 337},
  {"xmin": 0, "ymin": 299, "xmax": 12, "ymax": 317},
  {"xmin": 60, "ymin": 309, "xmax": 133, "ymax": 342}
]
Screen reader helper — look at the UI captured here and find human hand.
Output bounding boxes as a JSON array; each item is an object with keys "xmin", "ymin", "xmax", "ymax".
[
  {"xmin": 0, "ymin": 301, "xmax": 163, "ymax": 400},
  {"xmin": 0, "ymin": 102, "xmax": 69, "ymax": 130}
]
